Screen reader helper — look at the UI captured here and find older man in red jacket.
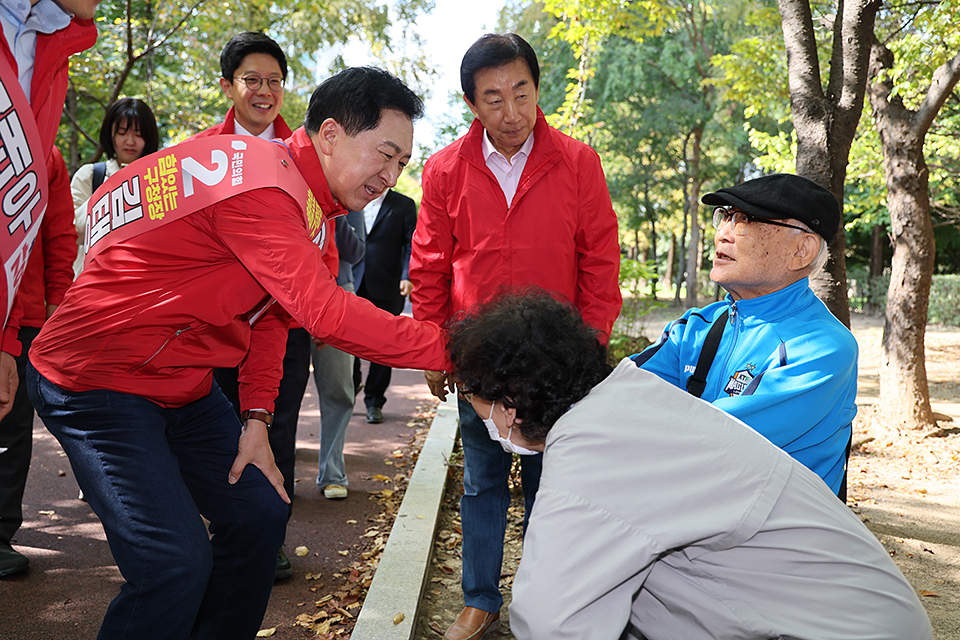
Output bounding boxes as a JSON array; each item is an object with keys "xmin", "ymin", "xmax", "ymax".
[
  {"xmin": 410, "ymin": 33, "xmax": 622, "ymax": 640},
  {"xmin": 28, "ymin": 67, "xmax": 448, "ymax": 639}
]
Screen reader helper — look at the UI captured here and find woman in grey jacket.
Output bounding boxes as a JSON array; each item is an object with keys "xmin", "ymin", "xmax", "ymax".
[{"xmin": 446, "ymin": 288, "xmax": 932, "ymax": 640}]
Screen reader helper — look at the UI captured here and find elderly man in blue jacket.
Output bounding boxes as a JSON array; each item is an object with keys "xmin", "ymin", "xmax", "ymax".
[{"xmin": 633, "ymin": 173, "xmax": 858, "ymax": 498}]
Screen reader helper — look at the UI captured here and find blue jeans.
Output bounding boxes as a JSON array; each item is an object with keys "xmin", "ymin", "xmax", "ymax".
[
  {"xmin": 458, "ymin": 398, "xmax": 542, "ymax": 612},
  {"xmin": 312, "ymin": 342, "xmax": 355, "ymax": 487},
  {"xmin": 26, "ymin": 363, "xmax": 288, "ymax": 640}
]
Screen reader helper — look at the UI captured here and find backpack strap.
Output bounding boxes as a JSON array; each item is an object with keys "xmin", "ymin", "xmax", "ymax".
[
  {"xmin": 685, "ymin": 309, "xmax": 730, "ymax": 398},
  {"xmin": 91, "ymin": 161, "xmax": 107, "ymax": 192}
]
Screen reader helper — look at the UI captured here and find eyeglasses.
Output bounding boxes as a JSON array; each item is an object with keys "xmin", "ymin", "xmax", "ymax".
[
  {"xmin": 458, "ymin": 385, "xmax": 475, "ymax": 404},
  {"xmin": 233, "ymin": 75, "xmax": 284, "ymax": 92},
  {"xmin": 712, "ymin": 206, "xmax": 812, "ymax": 236}
]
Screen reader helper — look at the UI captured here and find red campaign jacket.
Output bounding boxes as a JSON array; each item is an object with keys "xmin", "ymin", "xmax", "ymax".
[
  {"xmin": 30, "ymin": 128, "xmax": 449, "ymax": 411},
  {"xmin": 410, "ymin": 109, "xmax": 622, "ymax": 341},
  {"xmin": 17, "ymin": 148, "xmax": 77, "ymax": 328},
  {"xmin": 0, "ymin": 16, "xmax": 96, "ymax": 354}
]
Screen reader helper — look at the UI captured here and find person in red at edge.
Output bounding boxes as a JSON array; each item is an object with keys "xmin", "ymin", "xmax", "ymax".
[
  {"xmin": 0, "ymin": 0, "xmax": 98, "ymax": 419},
  {"xmin": 410, "ymin": 33, "xmax": 622, "ymax": 640},
  {"xmin": 0, "ymin": 0, "xmax": 99, "ymax": 577},
  {"xmin": 26, "ymin": 67, "xmax": 448, "ymax": 639},
  {"xmin": 0, "ymin": 148, "xmax": 75, "ymax": 579}
]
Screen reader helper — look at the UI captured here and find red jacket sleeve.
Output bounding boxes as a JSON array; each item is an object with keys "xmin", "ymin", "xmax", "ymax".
[
  {"xmin": 42, "ymin": 149, "xmax": 79, "ymax": 309},
  {"xmin": 238, "ymin": 301, "xmax": 290, "ymax": 412},
  {"xmin": 573, "ymin": 148, "xmax": 622, "ymax": 343},
  {"xmin": 409, "ymin": 158, "xmax": 454, "ymax": 328},
  {"xmin": 1, "ymin": 297, "xmax": 22, "ymax": 356},
  {"xmin": 215, "ymin": 189, "xmax": 450, "ymax": 385}
]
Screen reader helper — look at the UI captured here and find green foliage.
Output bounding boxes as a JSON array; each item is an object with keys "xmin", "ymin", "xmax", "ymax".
[
  {"xmin": 60, "ymin": 0, "xmax": 435, "ymax": 171},
  {"xmin": 608, "ymin": 257, "xmax": 664, "ymax": 363},
  {"xmin": 848, "ymin": 270, "xmax": 960, "ymax": 327},
  {"xmin": 846, "ymin": 266, "xmax": 889, "ymax": 314},
  {"xmin": 541, "ymin": 0, "xmax": 672, "ymax": 136},
  {"xmin": 928, "ymin": 275, "xmax": 960, "ymax": 327}
]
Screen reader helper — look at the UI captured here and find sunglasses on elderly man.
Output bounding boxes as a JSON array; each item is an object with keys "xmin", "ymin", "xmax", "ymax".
[{"xmin": 712, "ymin": 206, "xmax": 812, "ymax": 236}]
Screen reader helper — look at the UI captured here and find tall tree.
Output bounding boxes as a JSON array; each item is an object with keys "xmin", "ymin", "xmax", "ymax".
[
  {"xmin": 867, "ymin": 2, "xmax": 960, "ymax": 430},
  {"xmin": 777, "ymin": 0, "xmax": 881, "ymax": 328}
]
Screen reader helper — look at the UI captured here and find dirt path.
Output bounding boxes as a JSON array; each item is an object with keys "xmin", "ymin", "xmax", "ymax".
[
  {"xmin": 419, "ymin": 311, "xmax": 960, "ymax": 639},
  {"xmin": 849, "ymin": 315, "xmax": 960, "ymax": 639}
]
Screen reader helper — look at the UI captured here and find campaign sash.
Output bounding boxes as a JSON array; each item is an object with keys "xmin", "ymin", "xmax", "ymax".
[
  {"xmin": 0, "ymin": 59, "xmax": 49, "ymax": 326},
  {"xmin": 81, "ymin": 135, "xmax": 329, "ymax": 268}
]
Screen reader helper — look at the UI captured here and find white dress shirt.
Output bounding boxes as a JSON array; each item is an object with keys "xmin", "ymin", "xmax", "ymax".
[
  {"xmin": 481, "ymin": 129, "xmax": 535, "ymax": 207},
  {"xmin": 0, "ymin": 0, "xmax": 71, "ymax": 99}
]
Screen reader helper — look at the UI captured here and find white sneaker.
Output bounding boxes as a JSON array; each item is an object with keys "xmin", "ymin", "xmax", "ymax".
[{"xmin": 323, "ymin": 484, "xmax": 347, "ymax": 500}]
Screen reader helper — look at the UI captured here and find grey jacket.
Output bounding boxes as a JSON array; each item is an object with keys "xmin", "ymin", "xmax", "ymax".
[{"xmin": 509, "ymin": 361, "xmax": 931, "ymax": 640}]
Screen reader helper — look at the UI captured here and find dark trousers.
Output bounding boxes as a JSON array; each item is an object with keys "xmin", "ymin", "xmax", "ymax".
[
  {"xmin": 353, "ymin": 284, "xmax": 404, "ymax": 410},
  {"xmin": 212, "ymin": 328, "xmax": 312, "ymax": 520},
  {"xmin": 458, "ymin": 397, "xmax": 542, "ymax": 612},
  {"xmin": 27, "ymin": 363, "xmax": 287, "ymax": 639},
  {"xmin": 0, "ymin": 326, "xmax": 40, "ymax": 542}
]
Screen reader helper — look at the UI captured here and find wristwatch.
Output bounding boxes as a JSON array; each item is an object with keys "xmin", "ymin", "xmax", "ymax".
[{"xmin": 240, "ymin": 409, "xmax": 273, "ymax": 428}]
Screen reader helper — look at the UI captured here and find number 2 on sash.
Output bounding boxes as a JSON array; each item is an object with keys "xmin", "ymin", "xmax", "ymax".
[{"xmin": 181, "ymin": 150, "xmax": 228, "ymax": 197}]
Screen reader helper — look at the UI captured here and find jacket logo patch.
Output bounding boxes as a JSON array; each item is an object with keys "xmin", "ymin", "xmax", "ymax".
[{"xmin": 724, "ymin": 369, "xmax": 754, "ymax": 396}]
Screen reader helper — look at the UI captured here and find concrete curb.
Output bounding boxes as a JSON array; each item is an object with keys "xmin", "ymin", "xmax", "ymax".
[{"xmin": 351, "ymin": 395, "xmax": 459, "ymax": 639}]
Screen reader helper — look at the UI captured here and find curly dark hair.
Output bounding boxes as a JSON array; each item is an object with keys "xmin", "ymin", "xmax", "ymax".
[{"xmin": 447, "ymin": 288, "xmax": 613, "ymax": 443}]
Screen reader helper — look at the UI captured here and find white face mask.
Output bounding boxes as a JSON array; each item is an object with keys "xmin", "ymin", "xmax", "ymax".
[{"xmin": 482, "ymin": 402, "xmax": 539, "ymax": 456}]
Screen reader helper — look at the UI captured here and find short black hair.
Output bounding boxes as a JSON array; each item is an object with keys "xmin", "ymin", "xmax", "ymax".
[
  {"xmin": 303, "ymin": 66, "xmax": 424, "ymax": 136},
  {"xmin": 460, "ymin": 33, "xmax": 540, "ymax": 104},
  {"xmin": 98, "ymin": 98, "xmax": 159, "ymax": 160},
  {"xmin": 447, "ymin": 288, "xmax": 612, "ymax": 443},
  {"xmin": 220, "ymin": 31, "xmax": 287, "ymax": 81}
]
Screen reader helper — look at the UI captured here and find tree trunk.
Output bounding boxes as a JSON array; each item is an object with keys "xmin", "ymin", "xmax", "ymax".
[
  {"xmin": 645, "ymin": 190, "xmax": 658, "ymax": 297},
  {"xmin": 868, "ymin": 41, "xmax": 960, "ymax": 430},
  {"xmin": 778, "ymin": 0, "xmax": 882, "ymax": 329},
  {"xmin": 65, "ymin": 87, "xmax": 80, "ymax": 175},
  {"xmin": 675, "ymin": 196, "xmax": 688, "ymax": 306},
  {"xmin": 683, "ymin": 126, "xmax": 704, "ymax": 308},
  {"xmin": 863, "ymin": 223, "xmax": 885, "ymax": 315},
  {"xmin": 664, "ymin": 233, "xmax": 675, "ymax": 293},
  {"xmin": 869, "ymin": 224, "xmax": 886, "ymax": 278}
]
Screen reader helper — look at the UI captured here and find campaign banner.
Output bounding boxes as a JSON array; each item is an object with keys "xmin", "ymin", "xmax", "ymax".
[
  {"xmin": 82, "ymin": 135, "xmax": 327, "ymax": 268},
  {"xmin": 0, "ymin": 63, "xmax": 50, "ymax": 327}
]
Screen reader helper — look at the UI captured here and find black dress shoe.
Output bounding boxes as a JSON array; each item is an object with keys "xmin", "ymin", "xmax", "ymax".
[
  {"xmin": 275, "ymin": 548, "xmax": 293, "ymax": 582},
  {"xmin": 365, "ymin": 406, "xmax": 384, "ymax": 424},
  {"xmin": 0, "ymin": 541, "xmax": 28, "ymax": 578}
]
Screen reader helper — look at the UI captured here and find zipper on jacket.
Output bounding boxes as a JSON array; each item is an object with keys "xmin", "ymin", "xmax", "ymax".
[
  {"xmin": 712, "ymin": 302, "xmax": 740, "ymax": 397},
  {"xmin": 132, "ymin": 326, "xmax": 193, "ymax": 371}
]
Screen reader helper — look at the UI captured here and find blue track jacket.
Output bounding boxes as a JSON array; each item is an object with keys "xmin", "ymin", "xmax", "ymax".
[{"xmin": 632, "ymin": 278, "xmax": 858, "ymax": 494}]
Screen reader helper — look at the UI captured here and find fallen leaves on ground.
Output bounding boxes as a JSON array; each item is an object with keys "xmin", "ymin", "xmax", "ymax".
[{"xmin": 282, "ymin": 401, "xmax": 438, "ymax": 638}]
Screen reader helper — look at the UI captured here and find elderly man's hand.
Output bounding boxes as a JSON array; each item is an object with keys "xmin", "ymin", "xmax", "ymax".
[{"xmin": 424, "ymin": 370, "xmax": 451, "ymax": 401}]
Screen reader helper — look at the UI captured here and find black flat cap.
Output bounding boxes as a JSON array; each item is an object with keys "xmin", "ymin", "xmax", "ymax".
[{"xmin": 701, "ymin": 173, "xmax": 840, "ymax": 243}]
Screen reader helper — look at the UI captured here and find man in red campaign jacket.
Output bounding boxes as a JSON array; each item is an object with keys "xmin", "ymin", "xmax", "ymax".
[
  {"xmin": 27, "ymin": 67, "xmax": 448, "ymax": 639},
  {"xmin": 410, "ymin": 34, "xmax": 622, "ymax": 640},
  {"xmin": 0, "ymin": 0, "xmax": 99, "ymax": 578}
]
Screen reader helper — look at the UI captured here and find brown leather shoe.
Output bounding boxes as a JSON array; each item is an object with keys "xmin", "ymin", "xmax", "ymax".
[{"xmin": 443, "ymin": 606, "xmax": 500, "ymax": 640}]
